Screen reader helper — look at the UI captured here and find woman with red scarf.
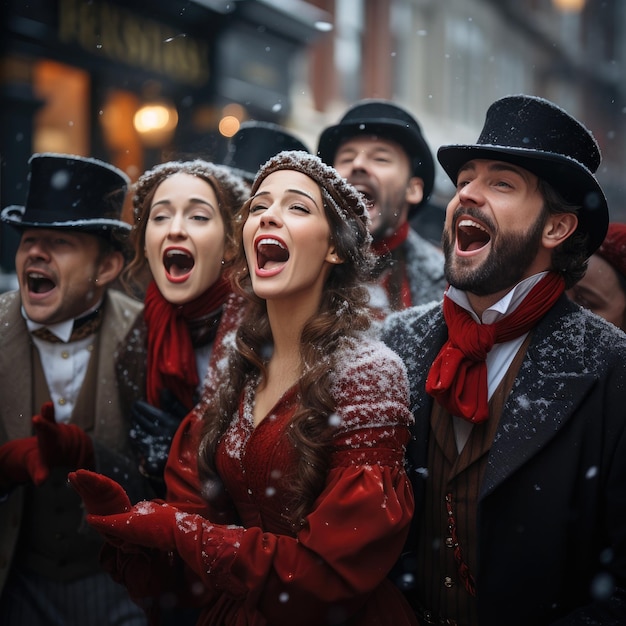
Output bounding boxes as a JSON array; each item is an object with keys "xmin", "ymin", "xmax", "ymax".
[
  {"xmin": 117, "ymin": 160, "xmax": 248, "ymax": 493},
  {"xmin": 71, "ymin": 151, "xmax": 418, "ymax": 625}
]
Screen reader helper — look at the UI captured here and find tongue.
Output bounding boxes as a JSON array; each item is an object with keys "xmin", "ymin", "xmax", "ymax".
[
  {"xmin": 458, "ymin": 225, "xmax": 490, "ymax": 252},
  {"xmin": 169, "ymin": 261, "xmax": 192, "ymax": 278},
  {"xmin": 258, "ymin": 244, "xmax": 288, "ymax": 269}
]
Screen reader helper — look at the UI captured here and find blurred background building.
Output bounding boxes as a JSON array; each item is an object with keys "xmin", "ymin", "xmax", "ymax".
[{"xmin": 2, "ymin": 0, "xmax": 625, "ymax": 284}]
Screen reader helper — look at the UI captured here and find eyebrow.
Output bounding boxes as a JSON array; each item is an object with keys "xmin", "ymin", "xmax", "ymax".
[
  {"xmin": 251, "ymin": 188, "xmax": 320, "ymax": 209},
  {"xmin": 150, "ymin": 197, "xmax": 216, "ymax": 211}
]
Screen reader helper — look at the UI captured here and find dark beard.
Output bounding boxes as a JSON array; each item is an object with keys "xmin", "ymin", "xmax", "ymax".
[{"xmin": 442, "ymin": 209, "xmax": 547, "ymax": 296}]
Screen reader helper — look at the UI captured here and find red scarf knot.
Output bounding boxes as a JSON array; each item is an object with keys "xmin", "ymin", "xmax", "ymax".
[{"xmin": 426, "ymin": 272, "xmax": 565, "ymax": 423}]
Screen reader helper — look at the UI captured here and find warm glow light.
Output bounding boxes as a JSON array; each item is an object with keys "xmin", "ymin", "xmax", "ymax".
[
  {"xmin": 219, "ymin": 115, "xmax": 241, "ymax": 137},
  {"xmin": 133, "ymin": 101, "xmax": 178, "ymax": 147},
  {"xmin": 552, "ymin": 0, "xmax": 586, "ymax": 12}
]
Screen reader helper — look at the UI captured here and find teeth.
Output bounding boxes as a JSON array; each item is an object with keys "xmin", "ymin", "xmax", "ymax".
[
  {"xmin": 458, "ymin": 219, "xmax": 487, "ymax": 232},
  {"xmin": 166, "ymin": 249, "xmax": 190, "ymax": 257},
  {"xmin": 258, "ymin": 238, "xmax": 285, "ymax": 249},
  {"xmin": 28, "ymin": 272, "xmax": 47, "ymax": 279}
]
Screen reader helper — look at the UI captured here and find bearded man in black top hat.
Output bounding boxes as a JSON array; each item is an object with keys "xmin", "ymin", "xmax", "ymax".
[
  {"xmin": 318, "ymin": 99, "xmax": 446, "ymax": 317},
  {"xmin": 382, "ymin": 95, "xmax": 626, "ymax": 626},
  {"xmin": 0, "ymin": 153, "xmax": 148, "ymax": 625}
]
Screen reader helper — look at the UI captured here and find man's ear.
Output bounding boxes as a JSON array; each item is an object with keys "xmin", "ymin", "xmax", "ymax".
[
  {"xmin": 543, "ymin": 212, "xmax": 578, "ymax": 249},
  {"xmin": 406, "ymin": 176, "xmax": 424, "ymax": 206},
  {"xmin": 95, "ymin": 250, "xmax": 125, "ymax": 287}
]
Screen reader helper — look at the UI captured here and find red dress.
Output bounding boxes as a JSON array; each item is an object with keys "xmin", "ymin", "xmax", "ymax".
[{"xmin": 113, "ymin": 335, "xmax": 418, "ymax": 626}]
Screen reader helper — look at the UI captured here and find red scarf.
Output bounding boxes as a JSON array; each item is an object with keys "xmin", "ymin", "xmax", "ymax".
[
  {"xmin": 144, "ymin": 278, "xmax": 231, "ymax": 409},
  {"xmin": 372, "ymin": 222, "xmax": 412, "ymax": 310},
  {"xmin": 425, "ymin": 272, "xmax": 565, "ymax": 423}
]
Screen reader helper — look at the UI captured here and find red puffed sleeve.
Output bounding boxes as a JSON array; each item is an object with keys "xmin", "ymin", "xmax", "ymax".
[{"xmin": 169, "ymin": 338, "xmax": 416, "ymax": 625}]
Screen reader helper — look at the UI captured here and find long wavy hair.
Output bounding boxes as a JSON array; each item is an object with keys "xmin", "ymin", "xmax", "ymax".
[
  {"xmin": 120, "ymin": 159, "xmax": 248, "ymax": 297},
  {"xmin": 197, "ymin": 151, "xmax": 376, "ymax": 528}
]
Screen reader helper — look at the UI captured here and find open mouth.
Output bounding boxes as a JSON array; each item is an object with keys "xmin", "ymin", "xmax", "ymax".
[
  {"xmin": 354, "ymin": 185, "xmax": 375, "ymax": 211},
  {"xmin": 163, "ymin": 248, "xmax": 195, "ymax": 279},
  {"xmin": 456, "ymin": 218, "xmax": 491, "ymax": 252},
  {"xmin": 256, "ymin": 238, "xmax": 289, "ymax": 270},
  {"xmin": 26, "ymin": 271, "xmax": 56, "ymax": 294}
]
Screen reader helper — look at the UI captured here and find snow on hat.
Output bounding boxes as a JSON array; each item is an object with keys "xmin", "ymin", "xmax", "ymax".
[
  {"xmin": 132, "ymin": 159, "xmax": 248, "ymax": 219},
  {"xmin": 437, "ymin": 94, "xmax": 608, "ymax": 256},
  {"xmin": 596, "ymin": 222, "xmax": 626, "ymax": 280},
  {"xmin": 1, "ymin": 153, "xmax": 130, "ymax": 247},
  {"xmin": 251, "ymin": 150, "xmax": 370, "ymax": 233}
]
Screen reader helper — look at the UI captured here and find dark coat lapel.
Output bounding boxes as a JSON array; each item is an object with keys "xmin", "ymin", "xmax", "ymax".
[{"xmin": 481, "ymin": 295, "xmax": 595, "ymax": 498}]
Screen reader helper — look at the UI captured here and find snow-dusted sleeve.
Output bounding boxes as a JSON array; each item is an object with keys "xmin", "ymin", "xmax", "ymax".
[{"xmin": 169, "ymin": 338, "xmax": 416, "ymax": 625}]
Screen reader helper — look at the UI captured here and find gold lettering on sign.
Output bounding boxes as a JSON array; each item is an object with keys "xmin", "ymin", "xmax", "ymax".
[{"xmin": 58, "ymin": 0, "xmax": 210, "ymax": 86}]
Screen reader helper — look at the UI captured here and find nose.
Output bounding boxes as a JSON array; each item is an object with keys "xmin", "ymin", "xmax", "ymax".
[
  {"xmin": 167, "ymin": 212, "xmax": 188, "ymax": 238},
  {"xmin": 259, "ymin": 204, "xmax": 282, "ymax": 228},
  {"xmin": 25, "ymin": 238, "xmax": 51, "ymax": 260},
  {"xmin": 457, "ymin": 178, "xmax": 485, "ymax": 206}
]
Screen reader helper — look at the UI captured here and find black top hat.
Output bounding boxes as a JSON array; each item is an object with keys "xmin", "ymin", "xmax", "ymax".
[
  {"xmin": 316, "ymin": 99, "xmax": 435, "ymax": 208},
  {"xmin": 222, "ymin": 121, "xmax": 311, "ymax": 183},
  {"xmin": 1, "ymin": 153, "xmax": 131, "ymax": 246},
  {"xmin": 437, "ymin": 95, "xmax": 609, "ymax": 256}
]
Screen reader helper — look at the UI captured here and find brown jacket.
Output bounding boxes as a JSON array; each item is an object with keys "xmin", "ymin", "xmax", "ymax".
[{"xmin": 0, "ymin": 288, "xmax": 145, "ymax": 591}]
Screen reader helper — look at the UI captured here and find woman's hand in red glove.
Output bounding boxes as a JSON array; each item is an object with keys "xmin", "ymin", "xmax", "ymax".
[
  {"xmin": 86, "ymin": 499, "xmax": 189, "ymax": 553},
  {"xmin": 68, "ymin": 469, "xmax": 131, "ymax": 516}
]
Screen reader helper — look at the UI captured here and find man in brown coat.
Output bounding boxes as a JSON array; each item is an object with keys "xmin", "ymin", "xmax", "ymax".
[{"xmin": 0, "ymin": 153, "xmax": 148, "ymax": 625}]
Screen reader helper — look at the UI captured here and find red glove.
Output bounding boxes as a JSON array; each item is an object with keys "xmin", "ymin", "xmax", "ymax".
[
  {"xmin": 87, "ymin": 499, "xmax": 185, "ymax": 553},
  {"xmin": 69, "ymin": 469, "xmax": 182, "ymax": 552},
  {"xmin": 68, "ymin": 469, "xmax": 131, "ymax": 516},
  {"xmin": 0, "ymin": 435, "xmax": 48, "ymax": 490},
  {"xmin": 33, "ymin": 402, "xmax": 94, "ymax": 472}
]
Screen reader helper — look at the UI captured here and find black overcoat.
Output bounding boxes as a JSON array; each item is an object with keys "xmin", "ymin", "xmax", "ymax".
[{"xmin": 382, "ymin": 295, "xmax": 626, "ymax": 626}]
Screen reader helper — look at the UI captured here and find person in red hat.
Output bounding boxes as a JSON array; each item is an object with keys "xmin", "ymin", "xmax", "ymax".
[
  {"xmin": 382, "ymin": 95, "xmax": 626, "ymax": 626},
  {"xmin": 567, "ymin": 222, "xmax": 626, "ymax": 332},
  {"xmin": 318, "ymin": 99, "xmax": 446, "ymax": 317},
  {"xmin": 0, "ymin": 153, "xmax": 149, "ymax": 624}
]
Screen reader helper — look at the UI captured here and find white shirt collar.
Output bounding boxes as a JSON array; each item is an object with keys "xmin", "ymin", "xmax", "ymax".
[
  {"xmin": 22, "ymin": 300, "xmax": 103, "ymax": 343},
  {"xmin": 446, "ymin": 271, "xmax": 548, "ymax": 324}
]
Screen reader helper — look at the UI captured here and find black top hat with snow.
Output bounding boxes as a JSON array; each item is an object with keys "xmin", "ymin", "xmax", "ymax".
[
  {"xmin": 1, "ymin": 153, "xmax": 131, "ymax": 246},
  {"xmin": 317, "ymin": 99, "xmax": 435, "ymax": 209},
  {"xmin": 437, "ymin": 95, "xmax": 609, "ymax": 256},
  {"xmin": 222, "ymin": 121, "xmax": 311, "ymax": 183}
]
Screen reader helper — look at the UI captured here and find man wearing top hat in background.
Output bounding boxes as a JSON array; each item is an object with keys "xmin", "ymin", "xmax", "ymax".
[
  {"xmin": 317, "ymin": 99, "xmax": 446, "ymax": 317},
  {"xmin": 0, "ymin": 153, "xmax": 148, "ymax": 625},
  {"xmin": 382, "ymin": 95, "xmax": 626, "ymax": 625},
  {"xmin": 222, "ymin": 119, "xmax": 310, "ymax": 185}
]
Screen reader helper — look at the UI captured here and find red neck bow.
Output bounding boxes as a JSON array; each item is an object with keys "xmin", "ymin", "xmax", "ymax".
[{"xmin": 426, "ymin": 272, "xmax": 565, "ymax": 423}]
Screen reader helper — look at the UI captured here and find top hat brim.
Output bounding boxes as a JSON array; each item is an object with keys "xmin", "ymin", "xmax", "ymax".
[
  {"xmin": 1, "ymin": 205, "xmax": 131, "ymax": 241},
  {"xmin": 437, "ymin": 144, "xmax": 609, "ymax": 256},
  {"xmin": 317, "ymin": 120, "xmax": 435, "ymax": 210}
]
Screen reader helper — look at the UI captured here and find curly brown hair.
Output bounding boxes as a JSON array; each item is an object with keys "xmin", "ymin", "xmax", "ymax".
[
  {"xmin": 120, "ymin": 159, "xmax": 248, "ymax": 297},
  {"xmin": 197, "ymin": 151, "xmax": 377, "ymax": 528}
]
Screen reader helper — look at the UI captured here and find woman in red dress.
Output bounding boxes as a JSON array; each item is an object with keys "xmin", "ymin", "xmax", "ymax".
[{"xmin": 70, "ymin": 151, "xmax": 418, "ymax": 626}]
